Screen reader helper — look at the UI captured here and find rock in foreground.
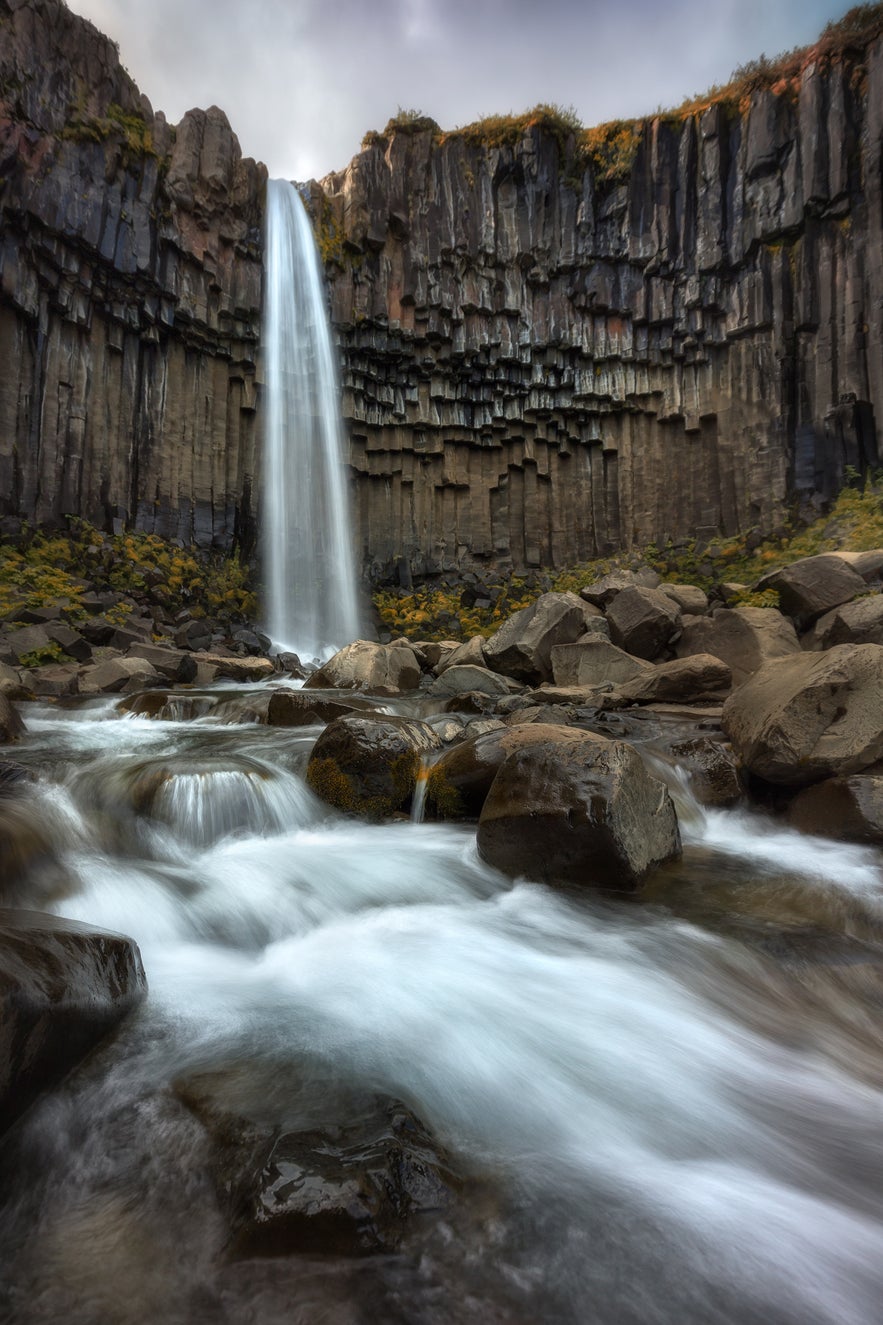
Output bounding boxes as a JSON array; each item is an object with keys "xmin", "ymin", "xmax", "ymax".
[
  {"xmin": 0, "ymin": 910, "xmax": 146, "ymax": 1135},
  {"xmin": 722, "ymin": 644, "xmax": 883, "ymax": 786},
  {"xmin": 477, "ymin": 734, "xmax": 680, "ymax": 890}
]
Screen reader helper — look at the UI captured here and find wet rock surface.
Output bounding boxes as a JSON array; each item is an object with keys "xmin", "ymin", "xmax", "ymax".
[
  {"xmin": 477, "ymin": 732, "xmax": 681, "ymax": 889},
  {"xmin": 306, "ymin": 713, "xmax": 442, "ymax": 817},
  {"xmin": 0, "ymin": 909, "xmax": 146, "ymax": 1135}
]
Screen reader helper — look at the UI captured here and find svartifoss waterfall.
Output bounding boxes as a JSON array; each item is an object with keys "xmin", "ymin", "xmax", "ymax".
[{"xmin": 262, "ymin": 179, "xmax": 360, "ymax": 659}]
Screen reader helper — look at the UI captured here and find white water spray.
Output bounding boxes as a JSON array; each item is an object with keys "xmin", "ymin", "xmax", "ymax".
[{"xmin": 262, "ymin": 178, "xmax": 360, "ymax": 659}]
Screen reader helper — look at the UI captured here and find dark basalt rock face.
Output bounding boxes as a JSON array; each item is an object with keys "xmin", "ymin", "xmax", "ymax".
[
  {"xmin": 0, "ymin": 909, "xmax": 146, "ymax": 1135},
  {"xmin": 316, "ymin": 33, "xmax": 883, "ymax": 580},
  {"xmin": 1, "ymin": 0, "xmax": 881, "ymax": 583},
  {"xmin": 0, "ymin": 0, "xmax": 265, "ymax": 551}
]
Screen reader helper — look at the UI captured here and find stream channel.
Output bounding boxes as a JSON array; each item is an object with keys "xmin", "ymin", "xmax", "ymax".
[{"xmin": 1, "ymin": 680, "xmax": 883, "ymax": 1324}]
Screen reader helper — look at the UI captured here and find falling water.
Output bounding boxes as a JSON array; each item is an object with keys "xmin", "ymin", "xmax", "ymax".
[{"xmin": 262, "ymin": 178, "xmax": 360, "ymax": 659}]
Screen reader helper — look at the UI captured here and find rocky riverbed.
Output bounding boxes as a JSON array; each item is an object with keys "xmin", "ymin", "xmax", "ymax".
[{"xmin": 1, "ymin": 540, "xmax": 883, "ymax": 1322}]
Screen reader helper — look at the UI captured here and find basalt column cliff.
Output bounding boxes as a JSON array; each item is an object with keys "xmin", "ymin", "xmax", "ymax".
[
  {"xmin": 1, "ymin": 2, "xmax": 881, "ymax": 579},
  {"xmin": 0, "ymin": 0, "xmax": 265, "ymax": 549},
  {"xmin": 317, "ymin": 27, "xmax": 883, "ymax": 580}
]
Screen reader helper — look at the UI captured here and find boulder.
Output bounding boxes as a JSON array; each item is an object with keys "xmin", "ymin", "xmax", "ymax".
[
  {"xmin": 266, "ymin": 690, "xmax": 360, "ymax": 727},
  {"xmin": 79, "ymin": 616, "xmax": 116, "ymax": 646},
  {"xmin": 174, "ymin": 618, "xmax": 213, "ymax": 651},
  {"xmin": 483, "ymin": 592, "xmax": 587, "ymax": 682},
  {"xmin": 45, "ymin": 623, "xmax": 92, "ymax": 662},
  {"xmin": 755, "ymin": 553, "xmax": 866, "ymax": 625},
  {"xmin": 179, "ymin": 1088, "xmax": 458, "ymax": 1258},
  {"xmin": 28, "ymin": 663, "xmax": 79, "ymax": 697},
  {"xmin": 194, "ymin": 653, "xmax": 275, "ymax": 683},
  {"xmin": 428, "ymin": 665, "xmax": 512, "ymax": 698},
  {"xmin": 668, "ymin": 737, "xmax": 743, "ymax": 807},
  {"xmin": 607, "ymin": 654, "xmax": 732, "ymax": 706},
  {"xmin": 6, "ymin": 624, "xmax": 51, "ymax": 664},
  {"xmin": 605, "ymin": 586, "xmax": 682, "ymax": 660},
  {"xmin": 427, "ymin": 723, "xmax": 593, "ymax": 819},
  {"xmin": 305, "ymin": 641, "xmax": 421, "ymax": 694},
  {"xmin": 79, "ymin": 657, "xmax": 160, "ymax": 694},
  {"xmin": 434, "ymin": 634, "xmax": 487, "ymax": 674},
  {"xmin": 660, "ymin": 583, "xmax": 709, "ymax": 615},
  {"xmin": 676, "ymin": 606, "xmax": 800, "ymax": 686},
  {"xmin": 0, "ymin": 694, "xmax": 25, "ymax": 743},
  {"xmin": 0, "ymin": 910, "xmax": 146, "ymax": 1134},
  {"xmin": 579, "ymin": 567, "xmax": 661, "ymax": 608},
  {"xmin": 721, "ymin": 644, "xmax": 883, "ymax": 786},
  {"xmin": 550, "ymin": 638, "xmax": 653, "ymax": 688},
  {"xmin": 306, "ymin": 714, "xmax": 442, "ymax": 818},
  {"xmin": 827, "ymin": 549, "xmax": 883, "ymax": 583},
  {"xmin": 477, "ymin": 734, "xmax": 680, "ymax": 890},
  {"xmin": 801, "ymin": 595, "xmax": 883, "ymax": 650},
  {"xmin": 127, "ymin": 643, "xmax": 198, "ymax": 683},
  {"xmin": 786, "ymin": 774, "xmax": 883, "ymax": 844}
]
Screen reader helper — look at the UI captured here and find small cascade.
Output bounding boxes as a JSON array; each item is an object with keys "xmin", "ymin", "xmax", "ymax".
[
  {"xmin": 262, "ymin": 178, "xmax": 361, "ymax": 660},
  {"xmin": 410, "ymin": 760, "xmax": 430, "ymax": 824}
]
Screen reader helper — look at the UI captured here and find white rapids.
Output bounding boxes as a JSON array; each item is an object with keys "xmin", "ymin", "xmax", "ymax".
[{"xmin": 3, "ymin": 700, "xmax": 883, "ymax": 1325}]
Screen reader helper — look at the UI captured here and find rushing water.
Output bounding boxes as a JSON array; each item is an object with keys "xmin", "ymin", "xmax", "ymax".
[
  {"xmin": 262, "ymin": 180, "xmax": 361, "ymax": 660},
  {"xmin": 3, "ymin": 692, "xmax": 883, "ymax": 1324}
]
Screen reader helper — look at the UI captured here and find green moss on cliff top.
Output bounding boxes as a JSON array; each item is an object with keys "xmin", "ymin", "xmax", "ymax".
[{"xmin": 360, "ymin": 4, "xmax": 883, "ymax": 188}]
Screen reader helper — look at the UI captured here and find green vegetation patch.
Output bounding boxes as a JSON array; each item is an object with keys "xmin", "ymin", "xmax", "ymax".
[{"xmin": 0, "ymin": 520, "xmax": 257, "ymax": 626}]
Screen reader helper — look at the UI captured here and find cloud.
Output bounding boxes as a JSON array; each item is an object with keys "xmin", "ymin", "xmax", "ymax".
[{"xmin": 66, "ymin": 0, "xmax": 847, "ymax": 181}]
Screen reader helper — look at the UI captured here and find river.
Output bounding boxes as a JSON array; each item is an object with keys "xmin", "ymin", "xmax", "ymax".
[{"xmin": 1, "ymin": 685, "xmax": 882, "ymax": 1324}]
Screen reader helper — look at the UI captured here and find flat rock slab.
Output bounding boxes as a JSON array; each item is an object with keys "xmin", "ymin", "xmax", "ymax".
[{"xmin": 0, "ymin": 909, "xmax": 146, "ymax": 1134}]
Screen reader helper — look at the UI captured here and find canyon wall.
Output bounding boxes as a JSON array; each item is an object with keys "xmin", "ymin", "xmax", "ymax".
[
  {"xmin": 0, "ymin": 0, "xmax": 881, "ymax": 581},
  {"xmin": 0, "ymin": 0, "xmax": 264, "ymax": 550},
  {"xmin": 318, "ymin": 31, "xmax": 883, "ymax": 580}
]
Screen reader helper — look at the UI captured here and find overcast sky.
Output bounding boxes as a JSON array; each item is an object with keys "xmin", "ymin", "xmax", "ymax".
[{"xmin": 67, "ymin": 0, "xmax": 849, "ymax": 182}]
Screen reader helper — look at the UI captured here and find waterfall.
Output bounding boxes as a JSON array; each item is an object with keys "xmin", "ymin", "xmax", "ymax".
[{"xmin": 262, "ymin": 178, "xmax": 361, "ymax": 660}]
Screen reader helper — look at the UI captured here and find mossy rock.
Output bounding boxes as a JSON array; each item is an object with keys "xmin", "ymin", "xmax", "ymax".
[{"xmin": 306, "ymin": 715, "xmax": 443, "ymax": 820}]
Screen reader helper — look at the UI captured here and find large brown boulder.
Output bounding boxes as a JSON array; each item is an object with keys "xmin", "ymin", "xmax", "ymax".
[
  {"xmin": 676, "ymin": 606, "xmax": 800, "ymax": 686},
  {"xmin": 550, "ymin": 638, "xmax": 652, "ymax": 688},
  {"xmin": 605, "ymin": 586, "xmax": 681, "ymax": 661},
  {"xmin": 721, "ymin": 644, "xmax": 883, "ymax": 786},
  {"xmin": 305, "ymin": 641, "xmax": 420, "ymax": 694},
  {"xmin": 801, "ymin": 595, "xmax": 883, "ymax": 650},
  {"xmin": 427, "ymin": 723, "xmax": 596, "ymax": 819},
  {"xmin": 755, "ymin": 553, "xmax": 866, "ymax": 625},
  {"xmin": 476, "ymin": 734, "xmax": 680, "ymax": 890},
  {"xmin": 0, "ymin": 910, "xmax": 146, "ymax": 1134},
  {"xmin": 306, "ymin": 714, "xmax": 442, "ymax": 818},
  {"xmin": 786, "ymin": 774, "xmax": 883, "ymax": 844},
  {"xmin": 483, "ymin": 592, "xmax": 586, "ymax": 683},
  {"xmin": 607, "ymin": 654, "xmax": 732, "ymax": 706}
]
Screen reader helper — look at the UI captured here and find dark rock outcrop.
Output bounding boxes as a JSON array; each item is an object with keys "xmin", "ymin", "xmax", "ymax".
[
  {"xmin": 1, "ymin": 1, "xmax": 882, "ymax": 586},
  {"xmin": 0, "ymin": 0, "xmax": 264, "ymax": 549},
  {"xmin": 476, "ymin": 733, "xmax": 681, "ymax": 889},
  {"xmin": 0, "ymin": 909, "xmax": 146, "ymax": 1134},
  {"xmin": 315, "ymin": 27, "xmax": 883, "ymax": 580}
]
